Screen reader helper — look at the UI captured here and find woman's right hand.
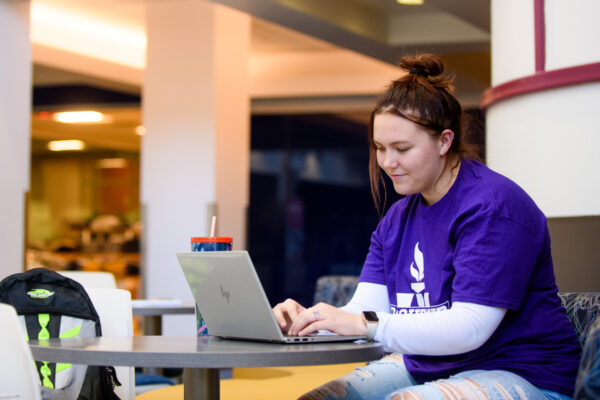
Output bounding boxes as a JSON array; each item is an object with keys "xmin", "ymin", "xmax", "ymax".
[{"xmin": 273, "ymin": 298, "xmax": 306, "ymax": 334}]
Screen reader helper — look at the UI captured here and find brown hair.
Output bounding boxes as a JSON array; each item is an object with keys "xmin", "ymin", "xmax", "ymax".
[{"xmin": 368, "ymin": 53, "xmax": 472, "ymax": 214}]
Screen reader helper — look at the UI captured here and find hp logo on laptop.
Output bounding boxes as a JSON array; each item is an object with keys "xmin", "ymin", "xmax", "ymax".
[{"xmin": 220, "ymin": 285, "xmax": 231, "ymax": 304}]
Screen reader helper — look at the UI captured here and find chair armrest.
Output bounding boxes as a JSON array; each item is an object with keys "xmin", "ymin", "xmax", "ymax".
[
  {"xmin": 559, "ymin": 292, "xmax": 600, "ymax": 346},
  {"xmin": 574, "ymin": 317, "xmax": 600, "ymax": 400}
]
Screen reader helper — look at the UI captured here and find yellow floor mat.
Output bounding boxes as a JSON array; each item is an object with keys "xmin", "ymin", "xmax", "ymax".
[{"xmin": 136, "ymin": 363, "xmax": 364, "ymax": 399}]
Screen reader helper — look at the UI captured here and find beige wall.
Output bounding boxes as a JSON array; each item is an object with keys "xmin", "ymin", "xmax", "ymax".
[{"xmin": 549, "ymin": 217, "xmax": 600, "ymax": 292}]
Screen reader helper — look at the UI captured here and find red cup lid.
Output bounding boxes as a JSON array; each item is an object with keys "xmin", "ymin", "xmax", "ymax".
[{"xmin": 191, "ymin": 237, "xmax": 233, "ymax": 243}]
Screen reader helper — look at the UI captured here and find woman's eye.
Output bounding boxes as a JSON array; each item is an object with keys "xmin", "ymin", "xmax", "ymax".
[
  {"xmin": 397, "ymin": 148, "xmax": 410, "ymax": 153},
  {"xmin": 375, "ymin": 147, "xmax": 385, "ymax": 152}
]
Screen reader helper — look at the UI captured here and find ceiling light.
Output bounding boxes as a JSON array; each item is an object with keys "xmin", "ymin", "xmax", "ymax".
[
  {"xmin": 52, "ymin": 111, "xmax": 106, "ymax": 124},
  {"xmin": 47, "ymin": 140, "xmax": 86, "ymax": 151},
  {"xmin": 397, "ymin": 0, "xmax": 424, "ymax": 5}
]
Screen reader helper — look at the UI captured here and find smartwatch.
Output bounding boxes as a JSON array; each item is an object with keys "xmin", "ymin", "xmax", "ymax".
[{"xmin": 362, "ymin": 311, "xmax": 379, "ymax": 341}]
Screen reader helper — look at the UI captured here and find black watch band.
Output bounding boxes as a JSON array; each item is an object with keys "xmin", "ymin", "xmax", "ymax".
[{"xmin": 362, "ymin": 311, "xmax": 378, "ymax": 340}]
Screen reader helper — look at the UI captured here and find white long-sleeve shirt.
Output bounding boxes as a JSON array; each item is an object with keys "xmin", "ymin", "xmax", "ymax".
[{"xmin": 340, "ymin": 282, "xmax": 506, "ymax": 355}]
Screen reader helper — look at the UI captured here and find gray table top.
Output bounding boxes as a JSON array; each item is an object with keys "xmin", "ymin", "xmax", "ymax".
[
  {"xmin": 131, "ymin": 302, "xmax": 196, "ymax": 316},
  {"xmin": 29, "ymin": 335, "xmax": 384, "ymax": 369}
]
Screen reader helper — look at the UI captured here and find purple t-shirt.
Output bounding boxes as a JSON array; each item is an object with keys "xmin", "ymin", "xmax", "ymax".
[{"xmin": 359, "ymin": 159, "xmax": 580, "ymax": 395}]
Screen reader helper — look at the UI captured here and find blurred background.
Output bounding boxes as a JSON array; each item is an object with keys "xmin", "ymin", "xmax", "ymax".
[{"xmin": 27, "ymin": 0, "xmax": 490, "ymax": 307}]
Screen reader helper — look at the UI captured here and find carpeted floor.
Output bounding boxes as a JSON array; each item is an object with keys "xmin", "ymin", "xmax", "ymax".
[{"xmin": 136, "ymin": 363, "xmax": 364, "ymax": 399}]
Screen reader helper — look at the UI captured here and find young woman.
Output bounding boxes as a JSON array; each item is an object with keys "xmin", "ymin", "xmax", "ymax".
[{"xmin": 273, "ymin": 54, "xmax": 581, "ymax": 400}]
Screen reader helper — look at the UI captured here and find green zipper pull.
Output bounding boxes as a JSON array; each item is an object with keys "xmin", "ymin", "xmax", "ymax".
[
  {"xmin": 40, "ymin": 361, "xmax": 54, "ymax": 388},
  {"xmin": 38, "ymin": 313, "xmax": 53, "ymax": 387},
  {"xmin": 38, "ymin": 313, "xmax": 50, "ymax": 340}
]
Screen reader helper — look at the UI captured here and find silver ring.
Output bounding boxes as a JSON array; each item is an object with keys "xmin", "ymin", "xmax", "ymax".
[{"xmin": 313, "ymin": 309, "xmax": 319, "ymax": 321}]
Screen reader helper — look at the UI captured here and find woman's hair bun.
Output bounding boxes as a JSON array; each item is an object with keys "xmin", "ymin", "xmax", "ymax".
[{"xmin": 399, "ymin": 53, "xmax": 445, "ymax": 77}]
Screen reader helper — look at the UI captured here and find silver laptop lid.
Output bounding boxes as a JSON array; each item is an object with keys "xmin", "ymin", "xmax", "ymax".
[
  {"xmin": 177, "ymin": 251, "xmax": 286, "ymax": 342},
  {"xmin": 177, "ymin": 251, "xmax": 367, "ymax": 343}
]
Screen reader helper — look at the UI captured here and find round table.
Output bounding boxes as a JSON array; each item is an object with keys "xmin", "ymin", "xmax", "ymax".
[{"xmin": 29, "ymin": 335, "xmax": 383, "ymax": 400}]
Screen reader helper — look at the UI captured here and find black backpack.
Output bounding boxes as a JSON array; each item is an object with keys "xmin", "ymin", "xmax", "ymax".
[{"xmin": 0, "ymin": 268, "xmax": 121, "ymax": 399}]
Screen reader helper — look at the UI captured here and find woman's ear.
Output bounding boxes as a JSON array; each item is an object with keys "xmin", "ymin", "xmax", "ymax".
[{"xmin": 439, "ymin": 129, "xmax": 455, "ymax": 155}]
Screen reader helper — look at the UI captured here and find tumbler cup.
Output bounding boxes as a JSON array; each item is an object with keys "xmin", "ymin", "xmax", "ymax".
[{"xmin": 190, "ymin": 236, "xmax": 233, "ymax": 335}]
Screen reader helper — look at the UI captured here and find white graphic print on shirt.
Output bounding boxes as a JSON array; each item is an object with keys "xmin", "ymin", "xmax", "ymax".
[{"xmin": 391, "ymin": 242, "xmax": 449, "ymax": 314}]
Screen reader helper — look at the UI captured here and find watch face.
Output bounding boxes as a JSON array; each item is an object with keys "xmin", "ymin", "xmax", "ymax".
[{"xmin": 363, "ymin": 311, "xmax": 378, "ymax": 322}]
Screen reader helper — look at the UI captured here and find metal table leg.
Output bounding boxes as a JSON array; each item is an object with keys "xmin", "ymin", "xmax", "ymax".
[
  {"xmin": 184, "ymin": 368, "xmax": 220, "ymax": 400},
  {"xmin": 143, "ymin": 315, "xmax": 162, "ymax": 375}
]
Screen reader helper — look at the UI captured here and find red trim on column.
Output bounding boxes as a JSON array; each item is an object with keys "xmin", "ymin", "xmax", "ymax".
[
  {"xmin": 481, "ymin": 62, "xmax": 600, "ymax": 109},
  {"xmin": 534, "ymin": 0, "xmax": 546, "ymax": 72}
]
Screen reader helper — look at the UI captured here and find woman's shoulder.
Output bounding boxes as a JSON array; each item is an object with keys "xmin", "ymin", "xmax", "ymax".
[
  {"xmin": 462, "ymin": 160, "xmax": 535, "ymax": 205},
  {"xmin": 463, "ymin": 158, "xmax": 514, "ymax": 186},
  {"xmin": 458, "ymin": 159, "xmax": 547, "ymax": 229}
]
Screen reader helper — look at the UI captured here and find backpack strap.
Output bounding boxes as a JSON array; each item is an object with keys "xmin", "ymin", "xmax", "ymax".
[{"xmin": 24, "ymin": 313, "xmax": 63, "ymax": 388}]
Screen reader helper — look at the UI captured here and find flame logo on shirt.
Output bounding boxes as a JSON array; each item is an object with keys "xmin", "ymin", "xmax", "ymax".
[
  {"xmin": 410, "ymin": 242, "xmax": 430, "ymax": 307},
  {"xmin": 391, "ymin": 242, "xmax": 448, "ymax": 313},
  {"xmin": 410, "ymin": 242, "xmax": 425, "ymax": 282}
]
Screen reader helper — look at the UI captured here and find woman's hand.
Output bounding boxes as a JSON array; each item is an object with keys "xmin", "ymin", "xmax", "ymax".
[
  {"xmin": 273, "ymin": 298, "xmax": 306, "ymax": 334},
  {"xmin": 287, "ymin": 302, "xmax": 367, "ymax": 337}
]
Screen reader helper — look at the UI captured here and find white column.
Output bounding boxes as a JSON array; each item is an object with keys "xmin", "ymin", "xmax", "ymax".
[
  {"xmin": 214, "ymin": 6, "xmax": 251, "ymax": 250},
  {"xmin": 0, "ymin": 1, "xmax": 31, "ymax": 279},
  {"xmin": 142, "ymin": 1, "xmax": 250, "ymax": 334},
  {"xmin": 487, "ymin": 0, "xmax": 600, "ymax": 217}
]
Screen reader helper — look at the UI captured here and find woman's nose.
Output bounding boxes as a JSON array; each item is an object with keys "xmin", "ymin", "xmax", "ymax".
[{"xmin": 382, "ymin": 154, "xmax": 398, "ymax": 169}]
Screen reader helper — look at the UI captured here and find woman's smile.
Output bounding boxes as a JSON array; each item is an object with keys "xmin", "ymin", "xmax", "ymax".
[{"xmin": 389, "ymin": 173, "xmax": 407, "ymax": 181}]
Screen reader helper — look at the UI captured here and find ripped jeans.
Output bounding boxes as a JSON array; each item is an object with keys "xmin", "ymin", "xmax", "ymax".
[{"xmin": 299, "ymin": 354, "xmax": 572, "ymax": 400}]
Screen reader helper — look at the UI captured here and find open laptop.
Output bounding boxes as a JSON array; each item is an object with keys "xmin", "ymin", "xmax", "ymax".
[{"xmin": 176, "ymin": 250, "xmax": 367, "ymax": 344}]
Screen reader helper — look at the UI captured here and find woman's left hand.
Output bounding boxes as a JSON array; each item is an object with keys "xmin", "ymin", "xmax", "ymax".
[{"xmin": 287, "ymin": 302, "xmax": 367, "ymax": 337}]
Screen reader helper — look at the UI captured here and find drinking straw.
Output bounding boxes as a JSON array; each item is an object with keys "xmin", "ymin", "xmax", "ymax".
[{"xmin": 210, "ymin": 215, "xmax": 216, "ymax": 237}]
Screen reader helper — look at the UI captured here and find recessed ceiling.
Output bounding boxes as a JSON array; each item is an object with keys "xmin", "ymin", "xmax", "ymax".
[{"xmin": 30, "ymin": 0, "xmax": 490, "ymax": 152}]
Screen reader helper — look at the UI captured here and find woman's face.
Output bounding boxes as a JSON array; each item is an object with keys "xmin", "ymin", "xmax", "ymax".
[{"xmin": 373, "ymin": 112, "xmax": 450, "ymax": 202}]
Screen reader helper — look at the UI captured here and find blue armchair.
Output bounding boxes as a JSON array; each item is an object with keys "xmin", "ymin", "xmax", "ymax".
[
  {"xmin": 312, "ymin": 275, "xmax": 358, "ymax": 307},
  {"xmin": 559, "ymin": 293, "xmax": 600, "ymax": 400}
]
